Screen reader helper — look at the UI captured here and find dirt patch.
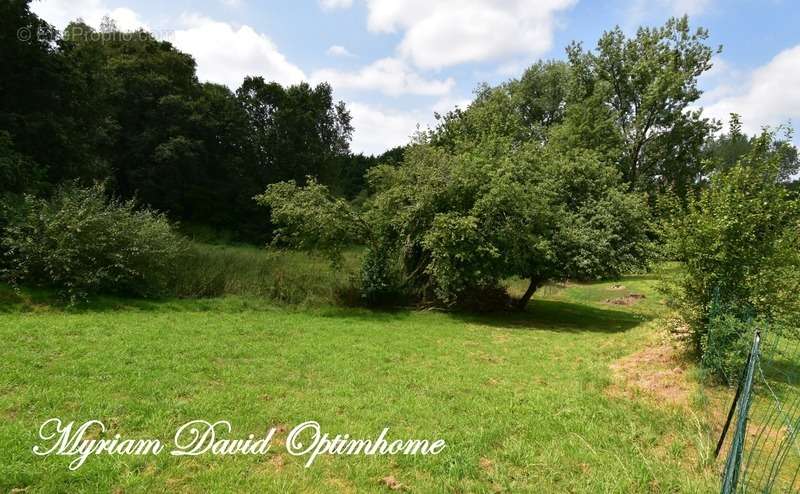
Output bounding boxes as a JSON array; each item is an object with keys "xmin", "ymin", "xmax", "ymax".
[
  {"xmin": 479, "ymin": 457, "xmax": 494, "ymax": 474},
  {"xmin": 270, "ymin": 454, "xmax": 285, "ymax": 471},
  {"xmin": 606, "ymin": 293, "xmax": 646, "ymax": 306},
  {"xmin": 379, "ymin": 476, "xmax": 404, "ymax": 491},
  {"xmin": 608, "ymin": 341, "xmax": 692, "ymax": 407}
]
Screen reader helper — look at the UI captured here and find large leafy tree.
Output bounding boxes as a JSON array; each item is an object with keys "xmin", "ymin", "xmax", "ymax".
[
  {"xmin": 432, "ymin": 61, "xmax": 570, "ymax": 151},
  {"xmin": 67, "ymin": 24, "xmax": 203, "ymax": 211},
  {"xmin": 367, "ymin": 142, "xmax": 651, "ymax": 308},
  {"xmin": 56, "ymin": 24, "xmax": 355, "ymax": 239},
  {"xmin": 0, "ymin": 0, "xmax": 105, "ymax": 192},
  {"xmin": 236, "ymin": 76, "xmax": 353, "ymax": 186},
  {"xmin": 2, "ymin": 4, "xmax": 359, "ymax": 240},
  {"xmin": 560, "ymin": 16, "xmax": 719, "ymax": 197},
  {"xmin": 259, "ymin": 115, "xmax": 652, "ymax": 309}
]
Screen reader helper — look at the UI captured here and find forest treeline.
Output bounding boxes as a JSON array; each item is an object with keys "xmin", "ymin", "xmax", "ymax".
[
  {"xmin": 2, "ymin": 1, "xmax": 798, "ymax": 240},
  {"xmin": 0, "ymin": 0, "xmax": 400, "ymax": 240}
]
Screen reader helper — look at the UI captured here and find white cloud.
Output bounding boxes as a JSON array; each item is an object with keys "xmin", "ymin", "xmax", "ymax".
[
  {"xmin": 172, "ymin": 14, "xmax": 306, "ymax": 90},
  {"xmin": 626, "ymin": 0, "xmax": 713, "ymax": 27},
  {"xmin": 700, "ymin": 45, "xmax": 800, "ymax": 137},
  {"xmin": 327, "ymin": 45, "xmax": 355, "ymax": 57},
  {"xmin": 348, "ymin": 102, "xmax": 433, "ymax": 154},
  {"xmin": 312, "ymin": 57, "xmax": 455, "ymax": 96},
  {"xmin": 348, "ymin": 94, "xmax": 474, "ymax": 154},
  {"xmin": 359, "ymin": 0, "xmax": 576, "ymax": 69},
  {"xmin": 696, "ymin": 57, "xmax": 742, "ymax": 104},
  {"xmin": 31, "ymin": 0, "xmax": 147, "ymax": 31},
  {"xmin": 320, "ymin": 0, "xmax": 354, "ymax": 10},
  {"xmin": 662, "ymin": 0, "xmax": 712, "ymax": 16}
]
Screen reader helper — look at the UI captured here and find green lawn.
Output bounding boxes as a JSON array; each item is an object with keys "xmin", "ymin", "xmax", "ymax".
[{"xmin": 0, "ymin": 269, "xmax": 721, "ymax": 492}]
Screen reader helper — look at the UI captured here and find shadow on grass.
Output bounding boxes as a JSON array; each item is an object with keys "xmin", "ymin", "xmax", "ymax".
[
  {"xmin": 452, "ymin": 299, "xmax": 652, "ymax": 333},
  {"xmin": 0, "ymin": 283, "xmax": 649, "ymax": 335},
  {"xmin": 0, "ymin": 283, "xmax": 279, "ymax": 315},
  {"xmin": 0, "ymin": 284, "xmax": 420, "ymax": 323}
]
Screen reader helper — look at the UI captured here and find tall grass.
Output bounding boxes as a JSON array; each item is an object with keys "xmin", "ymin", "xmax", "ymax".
[{"xmin": 171, "ymin": 242, "xmax": 362, "ymax": 305}]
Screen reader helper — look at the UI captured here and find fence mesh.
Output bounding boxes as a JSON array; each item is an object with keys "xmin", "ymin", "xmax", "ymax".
[{"xmin": 719, "ymin": 328, "xmax": 800, "ymax": 493}]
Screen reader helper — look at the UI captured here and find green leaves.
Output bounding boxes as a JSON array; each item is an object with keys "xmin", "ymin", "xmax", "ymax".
[
  {"xmin": 260, "ymin": 138, "xmax": 653, "ymax": 309},
  {"xmin": 562, "ymin": 16, "xmax": 718, "ymax": 197},
  {"xmin": 255, "ymin": 178, "xmax": 367, "ymax": 267},
  {"xmin": 0, "ymin": 183, "xmax": 185, "ymax": 302},
  {"xmin": 666, "ymin": 133, "xmax": 800, "ymax": 375}
]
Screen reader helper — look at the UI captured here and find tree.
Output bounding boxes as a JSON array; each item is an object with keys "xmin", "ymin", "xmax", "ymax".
[
  {"xmin": 431, "ymin": 61, "xmax": 571, "ymax": 151},
  {"xmin": 665, "ymin": 130, "xmax": 800, "ymax": 376},
  {"xmin": 705, "ymin": 114, "xmax": 799, "ymax": 182},
  {"xmin": 562, "ymin": 16, "xmax": 719, "ymax": 197},
  {"xmin": 0, "ymin": 0, "xmax": 103, "ymax": 189},
  {"xmin": 236, "ymin": 77, "xmax": 353, "ymax": 186},
  {"xmin": 258, "ymin": 132, "xmax": 652, "ymax": 309},
  {"xmin": 510, "ymin": 60, "xmax": 571, "ymax": 133}
]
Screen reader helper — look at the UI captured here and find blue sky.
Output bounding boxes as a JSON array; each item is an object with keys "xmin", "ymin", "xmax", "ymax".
[{"xmin": 32, "ymin": 0, "xmax": 800, "ymax": 154}]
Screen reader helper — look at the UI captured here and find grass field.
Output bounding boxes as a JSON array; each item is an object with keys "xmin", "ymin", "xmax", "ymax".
[{"xmin": 0, "ymin": 251, "xmax": 723, "ymax": 493}]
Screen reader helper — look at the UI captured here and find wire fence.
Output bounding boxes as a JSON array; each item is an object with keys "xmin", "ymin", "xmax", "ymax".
[{"xmin": 718, "ymin": 327, "xmax": 800, "ymax": 493}]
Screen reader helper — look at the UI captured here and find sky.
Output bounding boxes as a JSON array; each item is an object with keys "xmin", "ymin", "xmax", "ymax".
[{"xmin": 30, "ymin": 0, "xmax": 800, "ymax": 155}]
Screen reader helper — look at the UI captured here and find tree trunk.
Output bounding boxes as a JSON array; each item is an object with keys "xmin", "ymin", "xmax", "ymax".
[{"xmin": 515, "ymin": 278, "xmax": 540, "ymax": 311}]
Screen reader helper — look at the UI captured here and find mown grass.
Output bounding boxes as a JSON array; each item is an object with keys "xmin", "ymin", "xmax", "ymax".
[{"xmin": 0, "ymin": 247, "xmax": 721, "ymax": 492}]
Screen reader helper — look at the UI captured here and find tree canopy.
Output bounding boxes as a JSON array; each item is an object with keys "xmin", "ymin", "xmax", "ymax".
[
  {"xmin": 0, "ymin": 1, "xmax": 358, "ymax": 240},
  {"xmin": 259, "ymin": 128, "xmax": 653, "ymax": 309},
  {"xmin": 432, "ymin": 17, "xmax": 722, "ymax": 201}
]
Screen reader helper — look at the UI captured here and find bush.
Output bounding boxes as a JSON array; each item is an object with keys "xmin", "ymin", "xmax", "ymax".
[
  {"xmin": 700, "ymin": 312, "xmax": 758, "ymax": 383},
  {"xmin": 1, "ymin": 184, "xmax": 185, "ymax": 302},
  {"xmin": 665, "ymin": 131, "xmax": 800, "ymax": 380}
]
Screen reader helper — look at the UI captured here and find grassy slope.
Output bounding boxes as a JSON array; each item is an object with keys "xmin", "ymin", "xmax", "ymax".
[{"xmin": 0, "ymin": 259, "xmax": 719, "ymax": 492}]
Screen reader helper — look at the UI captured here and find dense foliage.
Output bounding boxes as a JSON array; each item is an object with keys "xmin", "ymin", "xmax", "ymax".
[
  {"xmin": 665, "ymin": 132, "xmax": 800, "ymax": 379},
  {"xmin": 431, "ymin": 18, "xmax": 720, "ymax": 205},
  {"xmin": 1, "ymin": 184, "xmax": 184, "ymax": 302},
  {"xmin": 0, "ymin": 0, "xmax": 366, "ymax": 241},
  {"xmin": 259, "ymin": 135, "xmax": 653, "ymax": 308},
  {"xmin": 562, "ymin": 18, "xmax": 718, "ymax": 198},
  {"xmin": 2, "ymin": 0, "xmax": 798, "ymax": 342}
]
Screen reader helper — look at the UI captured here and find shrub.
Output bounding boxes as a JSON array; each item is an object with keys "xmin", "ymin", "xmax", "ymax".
[
  {"xmin": 700, "ymin": 312, "xmax": 758, "ymax": 383},
  {"xmin": 665, "ymin": 131, "xmax": 800, "ymax": 380},
  {"xmin": 258, "ymin": 142, "xmax": 653, "ymax": 310},
  {"xmin": 1, "ymin": 184, "xmax": 185, "ymax": 302}
]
